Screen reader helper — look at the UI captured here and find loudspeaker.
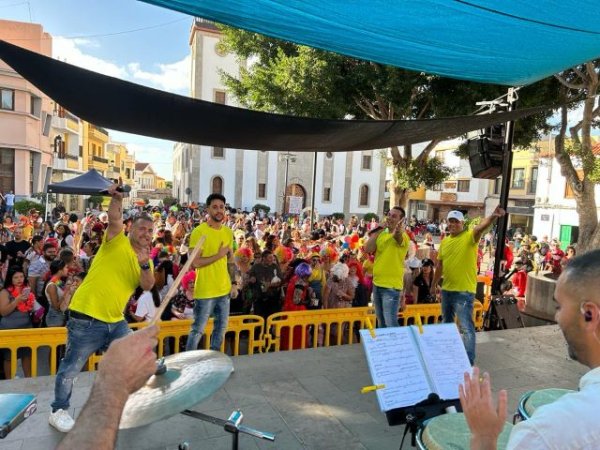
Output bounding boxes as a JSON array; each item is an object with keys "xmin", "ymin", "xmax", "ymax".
[
  {"xmin": 483, "ymin": 295, "xmax": 524, "ymax": 330},
  {"xmin": 467, "ymin": 137, "xmax": 504, "ymax": 179}
]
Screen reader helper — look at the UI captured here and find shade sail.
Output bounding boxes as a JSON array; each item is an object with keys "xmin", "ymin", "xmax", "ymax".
[
  {"xmin": 0, "ymin": 40, "xmax": 549, "ymax": 152},
  {"xmin": 47, "ymin": 169, "xmax": 130, "ymax": 196},
  {"xmin": 141, "ymin": 0, "xmax": 600, "ymax": 86}
]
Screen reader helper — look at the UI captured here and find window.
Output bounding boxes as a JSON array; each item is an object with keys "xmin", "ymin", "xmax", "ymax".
[
  {"xmin": 457, "ymin": 180, "xmax": 470, "ymax": 192},
  {"xmin": 29, "ymin": 95, "xmax": 41, "ymax": 117},
  {"xmin": 323, "ymin": 187, "xmax": 331, "ymax": 202},
  {"xmin": 214, "ymin": 91, "xmax": 226, "ymax": 104},
  {"xmin": 212, "ymin": 146, "xmax": 224, "ymax": 158},
  {"xmin": 359, "ymin": 184, "xmax": 369, "ymax": 207},
  {"xmin": 528, "ymin": 167, "xmax": 538, "ymax": 194},
  {"xmin": 512, "ymin": 168, "xmax": 525, "ymax": 189},
  {"xmin": 1, "ymin": 88, "xmax": 15, "ymax": 110},
  {"xmin": 384, "ymin": 180, "xmax": 391, "ymax": 193},
  {"xmin": 212, "ymin": 176, "xmax": 223, "ymax": 195},
  {"xmin": 0, "ymin": 148, "xmax": 14, "ymax": 192},
  {"xmin": 432, "ymin": 182, "xmax": 442, "ymax": 191},
  {"xmin": 361, "ymin": 153, "xmax": 372, "ymax": 170},
  {"xmin": 258, "ymin": 183, "xmax": 266, "ymax": 198},
  {"xmin": 493, "ymin": 177, "xmax": 502, "ymax": 194}
]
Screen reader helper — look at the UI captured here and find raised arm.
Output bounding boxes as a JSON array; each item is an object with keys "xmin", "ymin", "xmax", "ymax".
[
  {"xmin": 105, "ymin": 183, "xmax": 124, "ymax": 242},
  {"xmin": 473, "ymin": 206, "xmax": 506, "ymax": 243}
]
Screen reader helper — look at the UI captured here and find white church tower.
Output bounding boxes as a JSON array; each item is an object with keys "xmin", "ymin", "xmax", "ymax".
[{"xmin": 173, "ymin": 18, "xmax": 387, "ymax": 217}]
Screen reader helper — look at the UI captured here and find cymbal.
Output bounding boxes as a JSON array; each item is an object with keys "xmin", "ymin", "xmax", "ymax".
[{"xmin": 119, "ymin": 350, "xmax": 233, "ymax": 429}]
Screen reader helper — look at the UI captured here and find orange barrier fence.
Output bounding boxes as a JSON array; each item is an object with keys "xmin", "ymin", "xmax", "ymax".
[{"xmin": 0, "ymin": 302, "xmax": 484, "ymax": 379}]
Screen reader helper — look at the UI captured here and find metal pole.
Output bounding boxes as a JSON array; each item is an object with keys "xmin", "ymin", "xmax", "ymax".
[
  {"xmin": 45, "ymin": 193, "xmax": 49, "ymax": 221},
  {"xmin": 492, "ymin": 87, "xmax": 517, "ymax": 295},
  {"xmin": 310, "ymin": 151, "xmax": 317, "ymax": 227},
  {"xmin": 283, "ymin": 152, "xmax": 290, "ymax": 215}
]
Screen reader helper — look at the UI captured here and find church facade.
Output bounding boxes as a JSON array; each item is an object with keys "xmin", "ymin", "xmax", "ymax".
[{"xmin": 172, "ymin": 19, "xmax": 387, "ymax": 217}]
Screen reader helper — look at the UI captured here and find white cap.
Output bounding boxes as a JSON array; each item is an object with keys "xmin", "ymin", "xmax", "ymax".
[
  {"xmin": 447, "ymin": 210, "xmax": 464, "ymax": 222},
  {"xmin": 407, "ymin": 256, "xmax": 422, "ymax": 269}
]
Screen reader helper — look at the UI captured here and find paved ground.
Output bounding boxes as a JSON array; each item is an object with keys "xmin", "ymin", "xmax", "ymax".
[{"xmin": 0, "ymin": 325, "xmax": 586, "ymax": 450}]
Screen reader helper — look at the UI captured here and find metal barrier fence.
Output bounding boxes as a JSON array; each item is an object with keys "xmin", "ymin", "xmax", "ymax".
[{"xmin": 0, "ymin": 302, "xmax": 483, "ymax": 379}]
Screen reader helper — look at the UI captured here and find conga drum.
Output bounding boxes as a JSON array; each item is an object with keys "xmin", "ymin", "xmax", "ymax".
[
  {"xmin": 515, "ymin": 388, "xmax": 574, "ymax": 423},
  {"xmin": 416, "ymin": 413, "xmax": 513, "ymax": 450}
]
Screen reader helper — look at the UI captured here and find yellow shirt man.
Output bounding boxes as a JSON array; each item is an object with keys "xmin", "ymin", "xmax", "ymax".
[
  {"xmin": 70, "ymin": 230, "xmax": 146, "ymax": 323},
  {"xmin": 372, "ymin": 230, "xmax": 410, "ymax": 290},
  {"xmin": 189, "ymin": 222, "xmax": 234, "ymax": 299},
  {"xmin": 437, "ymin": 228, "xmax": 478, "ymax": 293}
]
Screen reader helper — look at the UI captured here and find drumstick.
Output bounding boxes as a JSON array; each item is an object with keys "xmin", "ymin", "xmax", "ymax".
[{"xmin": 150, "ymin": 235, "xmax": 206, "ymax": 326}]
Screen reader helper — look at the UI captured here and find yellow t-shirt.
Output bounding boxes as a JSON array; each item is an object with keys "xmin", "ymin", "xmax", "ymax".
[
  {"xmin": 438, "ymin": 229, "xmax": 478, "ymax": 293},
  {"xmin": 372, "ymin": 230, "xmax": 410, "ymax": 290},
  {"xmin": 69, "ymin": 231, "xmax": 145, "ymax": 323},
  {"xmin": 22, "ymin": 224, "xmax": 34, "ymax": 241},
  {"xmin": 190, "ymin": 222, "xmax": 233, "ymax": 299}
]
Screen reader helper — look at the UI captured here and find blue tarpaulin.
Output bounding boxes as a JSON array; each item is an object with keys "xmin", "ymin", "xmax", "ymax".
[{"xmin": 141, "ymin": 0, "xmax": 600, "ymax": 86}]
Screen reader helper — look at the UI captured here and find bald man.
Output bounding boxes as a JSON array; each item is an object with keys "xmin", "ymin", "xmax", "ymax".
[{"xmin": 460, "ymin": 249, "xmax": 600, "ymax": 449}]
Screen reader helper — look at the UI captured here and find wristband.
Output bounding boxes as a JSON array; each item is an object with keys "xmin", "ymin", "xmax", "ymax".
[{"xmin": 139, "ymin": 262, "xmax": 151, "ymax": 271}]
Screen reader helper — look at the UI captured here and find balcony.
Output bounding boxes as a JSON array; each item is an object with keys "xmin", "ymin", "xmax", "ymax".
[
  {"xmin": 92, "ymin": 155, "xmax": 109, "ymax": 164},
  {"xmin": 527, "ymin": 181, "xmax": 537, "ymax": 195}
]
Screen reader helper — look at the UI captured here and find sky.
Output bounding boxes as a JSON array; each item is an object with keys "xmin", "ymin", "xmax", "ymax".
[{"xmin": 1, "ymin": 0, "xmax": 194, "ymax": 179}]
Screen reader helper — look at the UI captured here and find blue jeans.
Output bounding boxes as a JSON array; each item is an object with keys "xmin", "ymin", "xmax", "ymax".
[
  {"xmin": 441, "ymin": 290, "xmax": 476, "ymax": 365},
  {"xmin": 372, "ymin": 285, "xmax": 401, "ymax": 328},
  {"xmin": 185, "ymin": 295, "xmax": 230, "ymax": 351},
  {"xmin": 52, "ymin": 317, "xmax": 130, "ymax": 411}
]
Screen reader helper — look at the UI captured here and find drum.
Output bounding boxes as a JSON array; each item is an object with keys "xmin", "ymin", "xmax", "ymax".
[
  {"xmin": 416, "ymin": 413, "xmax": 513, "ymax": 450},
  {"xmin": 515, "ymin": 388, "xmax": 574, "ymax": 422}
]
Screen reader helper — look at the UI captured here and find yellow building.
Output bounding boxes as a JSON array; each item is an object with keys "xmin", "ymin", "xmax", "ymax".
[{"xmin": 82, "ymin": 121, "xmax": 109, "ymax": 174}]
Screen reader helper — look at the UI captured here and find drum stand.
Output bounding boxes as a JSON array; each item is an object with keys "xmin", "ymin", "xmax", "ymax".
[{"xmin": 180, "ymin": 409, "xmax": 276, "ymax": 450}]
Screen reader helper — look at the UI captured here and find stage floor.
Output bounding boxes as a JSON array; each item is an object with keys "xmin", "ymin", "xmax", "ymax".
[{"xmin": 0, "ymin": 325, "xmax": 587, "ymax": 450}]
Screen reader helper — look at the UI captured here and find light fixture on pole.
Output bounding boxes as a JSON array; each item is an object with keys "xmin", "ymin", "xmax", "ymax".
[{"xmin": 279, "ymin": 152, "xmax": 296, "ymax": 214}]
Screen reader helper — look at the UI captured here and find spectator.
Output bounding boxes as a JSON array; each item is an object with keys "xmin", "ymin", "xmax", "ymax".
[
  {"xmin": 0, "ymin": 265, "xmax": 34, "ymax": 377},
  {"xmin": 412, "ymin": 258, "xmax": 436, "ymax": 303},
  {"xmin": 45, "ymin": 259, "xmax": 75, "ymax": 327}
]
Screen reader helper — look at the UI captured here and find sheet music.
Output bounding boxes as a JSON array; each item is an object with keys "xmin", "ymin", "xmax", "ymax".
[
  {"xmin": 414, "ymin": 323, "xmax": 472, "ymax": 401},
  {"xmin": 359, "ymin": 328, "xmax": 432, "ymax": 411}
]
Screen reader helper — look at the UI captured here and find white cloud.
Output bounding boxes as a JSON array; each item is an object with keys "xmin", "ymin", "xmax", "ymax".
[
  {"xmin": 53, "ymin": 36, "xmax": 126, "ymax": 78},
  {"xmin": 52, "ymin": 37, "xmax": 191, "ymax": 180},
  {"xmin": 52, "ymin": 36, "xmax": 190, "ymax": 93}
]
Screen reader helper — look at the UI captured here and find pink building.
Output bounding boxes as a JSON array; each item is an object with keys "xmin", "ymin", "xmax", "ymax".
[{"xmin": 0, "ymin": 19, "xmax": 54, "ymax": 198}]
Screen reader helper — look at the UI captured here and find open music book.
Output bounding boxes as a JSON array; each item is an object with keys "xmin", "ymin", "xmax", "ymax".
[{"xmin": 359, "ymin": 323, "xmax": 471, "ymax": 412}]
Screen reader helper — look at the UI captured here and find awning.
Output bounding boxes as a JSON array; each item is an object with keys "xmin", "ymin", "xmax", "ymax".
[
  {"xmin": 47, "ymin": 169, "xmax": 131, "ymax": 196},
  {"xmin": 142, "ymin": 0, "xmax": 600, "ymax": 86},
  {"xmin": 0, "ymin": 40, "xmax": 550, "ymax": 153}
]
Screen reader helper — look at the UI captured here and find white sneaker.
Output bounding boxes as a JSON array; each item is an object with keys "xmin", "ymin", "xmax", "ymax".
[{"xmin": 49, "ymin": 409, "xmax": 75, "ymax": 432}]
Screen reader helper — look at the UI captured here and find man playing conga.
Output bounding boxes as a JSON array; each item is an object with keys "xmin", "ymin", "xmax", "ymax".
[{"xmin": 460, "ymin": 249, "xmax": 600, "ymax": 449}]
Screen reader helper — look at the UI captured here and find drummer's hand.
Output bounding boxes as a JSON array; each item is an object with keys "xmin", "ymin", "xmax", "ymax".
[
  {"xmin": 97, "ymin": 325, "xmax": 159, "ymax": 397},
  {"xmin": 459, "ymin": 367, "xmax": 507, "ymax": 450}
]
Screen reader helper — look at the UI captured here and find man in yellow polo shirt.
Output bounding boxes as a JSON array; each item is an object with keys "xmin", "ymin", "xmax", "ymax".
[
  {"xmin": 364, "ymin": 206, "xmax": 410, "ymax": 327},
  {"xmin": 49, "ymin": 183, "xmax": 154, "ymax": 433},
  {"xmin": 433, "ymin": 206, "xmax": 505, "ymax": 365},
  {"xmin": 186, "ymin": 193, "xmax": 234, "ymax": 352}
]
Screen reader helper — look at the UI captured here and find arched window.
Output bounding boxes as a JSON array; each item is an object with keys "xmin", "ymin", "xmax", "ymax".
[
  {"xmin": 359, "ymin": 184, "xmax": 369, "ymax": 207},
  {"xmin": 212, "ymin": 176, "xmax": 223, "ymax": 195}
]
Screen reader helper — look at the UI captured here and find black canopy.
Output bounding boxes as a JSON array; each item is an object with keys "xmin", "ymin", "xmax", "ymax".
[
  {"xmin": 0, "ymin": 40, "xmax": 549, "ymax": 152},
  {"xmin": 47, "ymin": 169, "xmax": 130, "ymax": 196}
]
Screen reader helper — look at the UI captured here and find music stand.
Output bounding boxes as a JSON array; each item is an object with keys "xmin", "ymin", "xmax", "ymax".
[{"xmin": 385, "ymin": 394, "xmax": 462, "ymax": 448}]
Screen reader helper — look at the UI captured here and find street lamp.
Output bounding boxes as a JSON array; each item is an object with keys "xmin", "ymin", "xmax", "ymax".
[{"xmin": 279, "ymin": 152, "xmax": 296, "ymax": 214}]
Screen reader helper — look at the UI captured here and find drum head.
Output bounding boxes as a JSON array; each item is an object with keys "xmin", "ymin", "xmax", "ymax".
[
  {"xmin": 523, "ymin": 388, "xmax": 574, "ymax": 418},
  {"xmin": 421, "ymin": 413, "xmax": 513, "ymax": 450}
]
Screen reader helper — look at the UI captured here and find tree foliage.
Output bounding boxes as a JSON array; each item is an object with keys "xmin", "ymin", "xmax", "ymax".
[{"xmin": 218, "ymin": 27, "xmax": 559, "ymax": 207}]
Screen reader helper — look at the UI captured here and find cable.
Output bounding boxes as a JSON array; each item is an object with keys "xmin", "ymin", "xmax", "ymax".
[
  {"xmin": 453, "ymin": 0, "xmax": 600, "ymax": 35},
  {"xmin": 5, "ymin": 17, "xmax": 188, "ymax": 41}
]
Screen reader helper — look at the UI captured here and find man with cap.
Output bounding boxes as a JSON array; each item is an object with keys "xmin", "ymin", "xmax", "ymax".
[{"xmin": 432, "ymin": 206, "xmax": 505, "ymax": 364}]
